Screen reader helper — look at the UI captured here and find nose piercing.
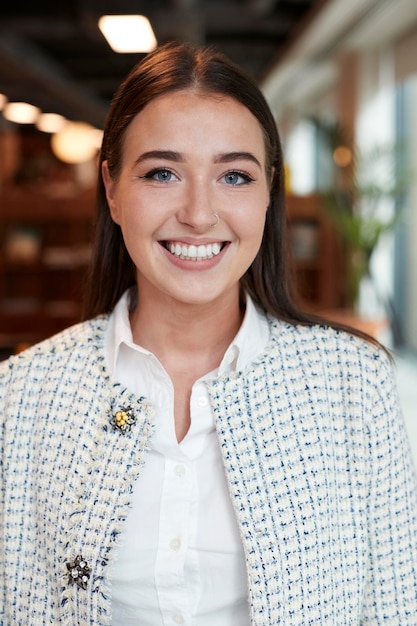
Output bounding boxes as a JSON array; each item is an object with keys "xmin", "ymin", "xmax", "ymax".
[{"xmin": 209, "ymin": 213, "xmax": 219, "ymax": 228}]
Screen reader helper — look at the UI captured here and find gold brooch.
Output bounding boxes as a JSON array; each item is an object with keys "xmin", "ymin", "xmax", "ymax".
[
  {"xmin": 111, "ymin": 406, "xmax": 136, "ymax": 434},
  {"xmin": 66, "ymin": 555, "xmax": 91, "ymax": 590}
]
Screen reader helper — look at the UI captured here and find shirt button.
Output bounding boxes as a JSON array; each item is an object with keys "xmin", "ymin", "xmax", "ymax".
[
  {"xmin": 175, "ymin": 464, "xmax": 186, "ymax": 477},
  {"xmin": 197, "ymin": 396, "xmax": 208, "ymax": 407},
  {"xmin": 172, "ymin": 613, "xmax": 184, "ymax": 624},
  {"xmin": 169, "ymin": 538, "xmax": 181, "ymax": 551}
]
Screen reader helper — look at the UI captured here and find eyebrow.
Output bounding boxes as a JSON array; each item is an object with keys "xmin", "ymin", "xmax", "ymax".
[
  {"xmin": 135, "ymin": 150, "xmax": 183, "ymax": 166},
  {"xmin": 213, "ymin": 151, "xmax": 262, "ymax": 168},
  {"xmin": 134, "ymin": 150, "xmax": 261, "ymax": 168}
]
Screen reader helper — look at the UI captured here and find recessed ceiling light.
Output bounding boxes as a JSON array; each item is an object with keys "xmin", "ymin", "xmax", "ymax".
[
  {"xmin": 51, "ymin": 121, "xmax": 102, "ymax": 164},
  {"xmin": 36, "ymin": 113, "xmax": 66, "ymax": 134},
  {"xmin": 98, "ymin": 15, "xmax": 157, "ymax": 53},
  {"xmin": 3, "ymin": 102, "xmax": 40, "ymax": 124}
]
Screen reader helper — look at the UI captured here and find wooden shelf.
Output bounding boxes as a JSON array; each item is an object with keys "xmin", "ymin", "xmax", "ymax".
[
  {"xmin": 0, "ymin": 186, "xmax": 95, "ymax": 355},
  {"xmin": 286, "ymin": 193, "xmax": 346, "ymax": 312}
]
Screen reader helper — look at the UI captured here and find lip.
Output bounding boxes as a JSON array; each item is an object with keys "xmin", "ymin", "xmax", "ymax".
[{"xmin": 160, "ymin": 237, "xmax": 226, "ymax": 246}]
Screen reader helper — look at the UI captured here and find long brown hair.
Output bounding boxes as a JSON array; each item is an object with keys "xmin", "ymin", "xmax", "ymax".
[{"xmin": 83, "ymin": 41, "xmax": 382, "ymax": 348}]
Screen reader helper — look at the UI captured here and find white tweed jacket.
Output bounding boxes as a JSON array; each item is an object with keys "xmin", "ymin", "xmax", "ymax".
[{"xmin": 1, "ymin": 315, "xmax": 417, "ymax": 625}]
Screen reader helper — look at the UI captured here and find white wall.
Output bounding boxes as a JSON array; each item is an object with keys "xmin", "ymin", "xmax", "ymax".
[
  {"xmin": 405, "ymin": 77, "xmax": 417, "ymax": 350},
  {"xmin": 355, "ymin": 47, "xmax": 397, "ymax": 324}
]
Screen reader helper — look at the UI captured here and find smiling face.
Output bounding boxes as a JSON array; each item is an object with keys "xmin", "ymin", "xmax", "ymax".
[{"xmin": 102, "ymin": 89, "xmax": 271, "ymax": 313}]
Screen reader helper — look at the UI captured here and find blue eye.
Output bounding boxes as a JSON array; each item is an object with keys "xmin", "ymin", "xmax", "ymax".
[
  {"xmin": 224, "ymin": 171, "xmax": 254, "ymax": 185},
  {"xmin": 142, "ymin": 168, "xmax": 176, "ymax": 182}
]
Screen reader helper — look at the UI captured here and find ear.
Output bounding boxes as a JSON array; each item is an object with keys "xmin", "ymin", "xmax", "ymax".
[{"xmin": 102, "ymin": 160, "xmax": 120, "ymax": 224}]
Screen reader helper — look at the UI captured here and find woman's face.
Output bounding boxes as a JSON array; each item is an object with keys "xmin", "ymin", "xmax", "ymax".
[{"xmin": 102, "ymin": 89, "xmax": 270, "ymax": 310}]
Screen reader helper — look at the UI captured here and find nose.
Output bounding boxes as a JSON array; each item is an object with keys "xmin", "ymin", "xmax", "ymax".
[{"xmin": 176, "ymin": 178, "xmax": 217, "ymax": 232}]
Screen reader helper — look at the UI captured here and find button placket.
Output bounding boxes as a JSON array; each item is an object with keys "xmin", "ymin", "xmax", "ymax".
[{"xmin": 154, "ymin": 457, "xmax": 193, "ymax": 623}]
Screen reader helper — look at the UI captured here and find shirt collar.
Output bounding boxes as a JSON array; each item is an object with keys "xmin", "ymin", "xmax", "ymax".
[
  {"xmin": 105, "ymin": 289, "xmax": 269, "ymax": 377},
  {"xmin": 217, "ymin": 292, "xmax": 269, "ymax": 375}
]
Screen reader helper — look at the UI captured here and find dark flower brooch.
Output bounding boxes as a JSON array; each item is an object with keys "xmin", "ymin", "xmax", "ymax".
[{"xmin": 66, "ymin": 555, "xmax": 91, "ymax": 590}]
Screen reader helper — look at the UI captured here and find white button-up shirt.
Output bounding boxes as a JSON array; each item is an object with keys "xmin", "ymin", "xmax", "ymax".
[{"xmin": 105, "ymin": 290, "xmax": 269, "ymax": 625}]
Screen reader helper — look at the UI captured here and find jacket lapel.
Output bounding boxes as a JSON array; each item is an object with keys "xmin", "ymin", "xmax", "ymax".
[{"xmin": 59, "ymin": 381, "xmax": 155, "ymax": 624}]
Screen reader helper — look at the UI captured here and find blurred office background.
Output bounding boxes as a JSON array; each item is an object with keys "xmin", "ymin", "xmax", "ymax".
[{"xmin": 0, "ymin": 0, "xmax": 416, "ymax": 461}]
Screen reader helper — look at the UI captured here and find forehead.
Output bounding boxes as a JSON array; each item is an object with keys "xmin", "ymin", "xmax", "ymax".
[{"xmin": 123, "ymin": 89, "xmax": 267, "ymax": 159}]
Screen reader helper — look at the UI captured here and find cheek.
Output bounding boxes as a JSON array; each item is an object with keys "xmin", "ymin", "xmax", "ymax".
[
  {"xmin": 251, "ymin": 203, "xmax": 268, "ymax": 243},
  {"xmin": 244, "ymin": 195, "xmax": 269, "ymax": 230},
  {"xmin": 112, "ymin": 191, "xmax": 144, "ymax": 231},
  {"xmin": 237, "ymin": 208, "xmax": 267, "ymax": 254},
  {"xmin": 253, "ymin": 213, "xmax": 267, "ymax": 245}
]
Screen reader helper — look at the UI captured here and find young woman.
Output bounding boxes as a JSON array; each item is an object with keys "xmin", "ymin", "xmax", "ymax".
[{"xmin": 1, "ymin": 41, "xmax": 416, "ymax": 625}]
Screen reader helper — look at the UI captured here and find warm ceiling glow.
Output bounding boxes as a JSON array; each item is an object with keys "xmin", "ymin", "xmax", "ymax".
[
  {"xmin": 3, "ymin": 101, "xmax": 40, "ymax": 124},
  {"xmin": 51, "ymin": 121, "xmax": 102, "ymax": 164},
  {"xmin": 89, "ymin": 127, "xmax": 104, "ymax": 149},
  {"xmin": 36, "ymin": 112, "xmax": 66, "ymax": 134},
  {"xmin": 98, "ymin": 14, "xmax": 157, "ymax": 53},
  {"xmin": 0, "ymin": 93, "xmax": 7, "ymax": 110}
]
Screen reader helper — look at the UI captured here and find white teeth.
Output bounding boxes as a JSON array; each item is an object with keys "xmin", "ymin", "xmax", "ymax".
[
  {"xmin": 197, "ymin": 245, "xmax": 206, "ymax": 258},
  {"xmin": 167, "ymin": 241, "xmax": 223, "ymax": 260}
]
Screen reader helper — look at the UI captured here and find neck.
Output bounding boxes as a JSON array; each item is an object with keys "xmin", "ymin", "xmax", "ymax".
[{"xmin": 129, "ymin": 289, "xmax": 244, "ymax": 371}]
